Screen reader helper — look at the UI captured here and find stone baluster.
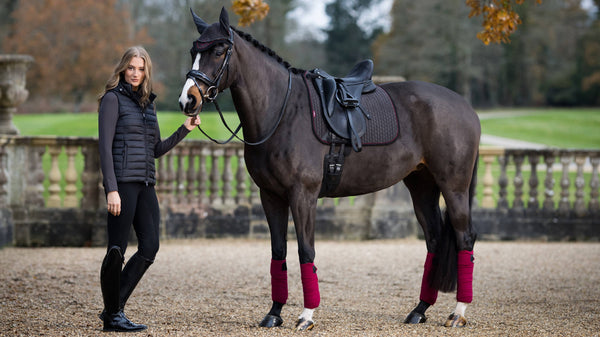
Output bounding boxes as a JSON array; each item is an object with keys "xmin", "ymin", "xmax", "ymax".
[
  {"xmin": 186, "ymin": 147, "xmax": 198, "ymax": 206},
  {"xmin": 81, "ymin": 143, "xmax": 101, "ymax": 210},
  {"xmin": 47, "ymin": 145, "xmax": 62, "ymax": 207},
  {"xmin": 165, "ymin": 152, "xmax": 176, "ymax": 206},
  {"xmin": 176, "ymin": 147, "xmax": 187, "ymax": 205},
  {"xmin": 542, "ymin": 153, "xmax": 556, "ymax": 213},
  {"xmin": 25, "ymin": 145, "xmax": 46, "ymax": 207},
  {"xmin": 512, "ymin": 152, "xmax": 524, "ymax": 211},
  {"xmin": 235, "ymin": 148, "xmax": 247, "ymax": 204},
  {"xmin": 63, "ymin": 145, "xmax": 79, "ymax": 208},
  {"xmin": 481, "ymin": 152, "xmax": 496, "ymax": 208},
  {"xmin": 210, "ymin": 148, "xmax": 222, "ymax": 206},
  {"xmin": 589, "ymin": 156, "xmax": 599, "ymax": 214},
  {"xmin": 249, "ymin": 177, "xmax": 260, "ymax": 205},
  {"xmin": 527, "ymin": 154, "xmax": 539, "ymax": 211},
  {"xmin": 573, "ymin": 154, "xmax": 586, "ymax": 217},
  {"xmin": 558, "ymin": 154, "xmax": 572, "ymax": 216},
  {"xmin": 497, "ymin": 154, "xmax": 509, "ymax": 210},
  {"xmin": 321, "ymin": 198, "xmax": 335, "ymax": 207},
  {"xmin": 197, "ymin": 147, "xmax": 209, "ymax": 205},
  {"xmin": 156, "ymin": 156, "xmax": 166, "ymax": 202},
  {"xmin": 0, "ymin": 144, "xmax": 7, "ymax": 207},
  {"xmin": 222, "ymin": 147, "xmax": 234, "ymax": 205},
  {"xmin": 338, "ymin": 196, "xmax": 351, "ymax": 206}
]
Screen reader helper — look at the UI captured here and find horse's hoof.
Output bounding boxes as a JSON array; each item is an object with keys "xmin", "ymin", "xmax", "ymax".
[
  {"xmin": 259, "ymin": 314, "xmax": 283, "ymax": 328},
  {"xmin": 444, "ymin": 313, "xmax": 467, "ymax": 327},
  {"xmin": 295, "ymin": 317, "xmax": 315, "ymax": 331},
  {"xmin": 404, "ymin": 310, "xmax": 427, "ymax": 324}
]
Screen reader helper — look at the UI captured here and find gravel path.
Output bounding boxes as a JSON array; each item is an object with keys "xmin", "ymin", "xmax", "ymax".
[{"xmin": 1, "ymin": 239, "xmax": 599, "ymax": 336}]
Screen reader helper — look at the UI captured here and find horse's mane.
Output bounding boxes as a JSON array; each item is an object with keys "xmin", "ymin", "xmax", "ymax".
[{"xmin": 231, "ymin": 27, "xmax": 305, "ymax": 75}]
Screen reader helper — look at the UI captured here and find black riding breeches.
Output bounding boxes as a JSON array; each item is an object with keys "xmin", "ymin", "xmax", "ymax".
[{"xmin": 106, "ymin": 183, "xmax": 160, "ymax": 261}]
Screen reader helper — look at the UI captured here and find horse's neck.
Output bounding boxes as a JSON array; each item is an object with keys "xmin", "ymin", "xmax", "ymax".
[{"xmin": 229, "ymin": 41, "xmax": 291, "ymax": 141}]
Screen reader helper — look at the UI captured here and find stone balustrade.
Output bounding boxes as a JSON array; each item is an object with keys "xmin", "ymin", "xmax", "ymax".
[
  {"xmin": 0, "ymin": 136, "xmax": 598, "ymax": 246},
  {"xmin": 478, "ymin": 147, "xmax": 600, "ymax": 216}
]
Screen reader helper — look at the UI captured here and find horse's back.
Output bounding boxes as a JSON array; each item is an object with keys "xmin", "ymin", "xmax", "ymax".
[{"xmin": 381, "ymin": 80, "xmax": 480, "ymax": 147}]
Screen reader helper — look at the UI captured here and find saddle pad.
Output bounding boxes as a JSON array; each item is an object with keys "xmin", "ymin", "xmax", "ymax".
[{"xmin": 303, "ymin": 72, "xmax": 399, "ymax": 146}]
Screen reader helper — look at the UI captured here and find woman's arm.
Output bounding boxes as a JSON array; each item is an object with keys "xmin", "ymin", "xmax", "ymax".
[
  {"xmin": 98, "ymin": 92, "xmax": 119, "ymax": 193},
  {"xmin": 154, "ymin": 116, "xmax": 201, "ymax": 158}
]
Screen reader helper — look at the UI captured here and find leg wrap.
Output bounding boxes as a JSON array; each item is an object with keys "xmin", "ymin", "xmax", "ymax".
[
  {"xmin": 419, "ymin": 252, "xmax": 438, "ymax": 305},
  {"xmin": 457, "ymin": 250, "xmax": 474, "ymax": 303},
  {"xmin": 270, "ymin": 259, "xmax": 288, "ymax": 304},
  {"xmin": 300, "ymin": 263, "xmax": 320, "ymax": 309}
]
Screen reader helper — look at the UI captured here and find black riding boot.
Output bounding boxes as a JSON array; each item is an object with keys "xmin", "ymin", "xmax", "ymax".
[
  {"xmin": 100, "ymin": 246, "xmax": 147, "ymax": 332},
  {"xmin": 119, "ymin": 252, "xmax": 153, "ymax": 311}
]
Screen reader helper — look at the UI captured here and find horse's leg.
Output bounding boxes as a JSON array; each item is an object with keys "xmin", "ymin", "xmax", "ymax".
[
  {"xmin": 402, "ymin": 169, "xmax": 444, "ymax": 324},
  {"xmin": 258, "ymin": 190, "xmax": 290, "ymax": 328},
  {"xmin": 290, "ymin": 190, "xmax": 319, "ymax": 331},
  {"xmin": 440, "ymin": 188, "xmax": 476, "ymax": 328},
  {"xmin": 436, "ymin": 153, "xmax": 478, "ymax": 328}
]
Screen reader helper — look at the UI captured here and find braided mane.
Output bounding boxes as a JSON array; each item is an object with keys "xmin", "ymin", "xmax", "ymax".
[{"xmin": 231, "ymin": 27, "xmax": 305, "ymax": 75}]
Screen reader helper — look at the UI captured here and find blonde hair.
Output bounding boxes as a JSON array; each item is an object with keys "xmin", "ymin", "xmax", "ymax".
[{"xmin": 99, "ymin": 46, "xmax": 153, "ymax": 106}]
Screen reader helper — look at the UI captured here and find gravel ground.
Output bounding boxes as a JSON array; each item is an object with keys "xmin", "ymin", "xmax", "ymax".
[{"xmin": 1, "ymin": 239, "xmax": 599, "ymax": 336}]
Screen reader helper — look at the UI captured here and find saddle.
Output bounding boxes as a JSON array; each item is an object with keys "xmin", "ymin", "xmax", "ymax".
[{"xmin": 309, "ymin": 60, "xmax": 377, "ymax": 152}]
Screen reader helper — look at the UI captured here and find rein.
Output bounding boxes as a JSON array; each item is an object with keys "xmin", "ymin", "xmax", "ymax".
[{"xmin": 196, "ymin": 69, "xmax": 292, "ymax": 146}]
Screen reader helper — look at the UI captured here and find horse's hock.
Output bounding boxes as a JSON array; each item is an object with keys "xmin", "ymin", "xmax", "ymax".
[{"xmin": 0, "ymin": 137, "xmax": 598, "ymax": 247}]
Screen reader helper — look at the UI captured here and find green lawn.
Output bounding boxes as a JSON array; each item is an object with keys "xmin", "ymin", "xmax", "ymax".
[
  {"xmin": 478, "ymin": 108, "xmax": 600, "ymax": 149},
  {"xmin": 13, "ymin": 111, "xmax": 241, "ymax": 140},
  {"xmin": 13, "ymin": 108, "xmax": 600, "ymax": 149}
]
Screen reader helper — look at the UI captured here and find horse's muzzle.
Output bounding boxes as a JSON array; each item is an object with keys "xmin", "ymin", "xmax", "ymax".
[{"xmin": 181, "ymin": 95, "xmax": 201, "ymax": 117}]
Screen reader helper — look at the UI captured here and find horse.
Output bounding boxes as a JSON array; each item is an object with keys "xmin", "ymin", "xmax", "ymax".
[{"xmin": 178, "ymin": 7, "xmax": 480, "ymax": 330}]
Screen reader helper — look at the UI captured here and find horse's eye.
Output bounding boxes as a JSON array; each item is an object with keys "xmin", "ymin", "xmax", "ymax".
[{"xmin": 215, "ymin": 49, "xmax": 225, "ymax": 57}]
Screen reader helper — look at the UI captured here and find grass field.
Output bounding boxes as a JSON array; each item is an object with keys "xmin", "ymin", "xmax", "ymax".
[
  {"xmin": 478, "ymin": 108, "xmax": 600, "ymax": 148},
  {"xmin": 13, "ymin": 108, "xmax": 600, "ymax": 148}
]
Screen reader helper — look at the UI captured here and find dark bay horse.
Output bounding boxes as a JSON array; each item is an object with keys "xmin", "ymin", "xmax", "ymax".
[{"xmin": 179, "ymin": 8, "xmax": 480, "ymax": 330}]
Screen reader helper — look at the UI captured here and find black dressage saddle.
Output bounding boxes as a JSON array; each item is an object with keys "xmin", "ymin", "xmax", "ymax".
[{"xmin": 309, "ymin": 60, "xmax": 377, "ymax": 151}]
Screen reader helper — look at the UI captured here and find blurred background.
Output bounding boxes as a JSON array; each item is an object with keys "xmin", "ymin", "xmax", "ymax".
[{"xmin": 1, "ymin": 0, "xmax": 599, "ymax": 113}]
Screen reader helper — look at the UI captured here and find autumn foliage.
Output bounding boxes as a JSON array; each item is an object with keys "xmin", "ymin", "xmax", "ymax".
[
  {"xmin": 3, "ymin": 0, "xmax": 151, "ymax": 110},
  {"xmin": 466, "ymin": 0, "xmax": 543, "ymax": 44},
  {"xmin": 232, "ymin": 0, "xmax": 270, "ymax": 27}
]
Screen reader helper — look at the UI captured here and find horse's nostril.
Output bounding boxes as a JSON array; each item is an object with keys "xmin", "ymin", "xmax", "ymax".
[{"xmin": 189, "ymin": 95, "xmax": 196, "ymax": 108}]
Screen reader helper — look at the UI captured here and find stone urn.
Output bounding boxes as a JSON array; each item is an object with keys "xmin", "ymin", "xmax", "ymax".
[{"xmin": 0, "ymin": 54, "xmax": 34, "ymax": 135}]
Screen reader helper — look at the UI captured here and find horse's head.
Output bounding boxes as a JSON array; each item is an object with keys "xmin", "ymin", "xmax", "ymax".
[{"xmin": 179, "ymin": 7, "xmax": 234, "ymax": 116}]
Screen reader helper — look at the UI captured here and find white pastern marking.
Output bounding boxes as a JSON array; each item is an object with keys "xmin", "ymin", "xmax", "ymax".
[
  {"xmin": 178, "ymin": 53, "xmax": 202, "ymax": 106},
  {"xmin": 298, "ymin": 308, "xmax": 314, "ymax": 321},
  {"xmin": 454, "ymin": 302, "xmax": 468, "ymax": 316}
]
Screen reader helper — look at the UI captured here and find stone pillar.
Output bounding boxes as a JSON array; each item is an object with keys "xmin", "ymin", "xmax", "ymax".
[{"xmin": 0, "ymin": 55, "xmax": 34, "ymax": 135}]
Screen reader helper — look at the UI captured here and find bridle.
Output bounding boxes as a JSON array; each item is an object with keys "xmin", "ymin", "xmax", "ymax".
[
  {"xmin": 186, "ymin": 29, "xmax": 235, "ymax": 107},
  {"xmin": 185, "ymin": 29, "xmax": 292, "ymax": 146}
]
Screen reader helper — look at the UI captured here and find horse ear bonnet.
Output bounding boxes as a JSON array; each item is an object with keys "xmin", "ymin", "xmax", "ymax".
[{"xmin": 190, "ymin": 7, "xmax": 232, "ymax": 56}]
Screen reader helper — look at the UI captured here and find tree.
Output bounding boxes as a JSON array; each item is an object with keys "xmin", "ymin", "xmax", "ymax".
[
  {"xmin": 3, "ymin": 0, "xmax": 151, "ymax": 111},
  {"xmin": 576, "ymin": 0, "xmax": 600, "ymax": 105},
  {"xmin": 466, "ymin": 0, "xmax": 543, "ymax": 44},
  {"xmin": 323, "ymin": 0, "xmax": 384, "ymax": 76}
]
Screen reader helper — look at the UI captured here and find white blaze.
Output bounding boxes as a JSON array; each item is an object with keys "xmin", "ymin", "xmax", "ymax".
[{"xmin": 178, "ymin": 53, "xmax": 202, "ymax": 107}]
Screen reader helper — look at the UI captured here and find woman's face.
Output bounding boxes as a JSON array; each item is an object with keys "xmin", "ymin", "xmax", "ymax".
[{"xmin": 124, "ymin": 56, "xmax": 145, "ymax": 90}]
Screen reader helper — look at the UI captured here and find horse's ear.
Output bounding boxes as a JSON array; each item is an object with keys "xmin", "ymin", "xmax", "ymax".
[
  {"xmin": 218, "ymin": 6, "xmax": 230, "ymax": 34},
  {"xmin": 190, "ymin": 8, "xmax": 209, "ymax": 34}
]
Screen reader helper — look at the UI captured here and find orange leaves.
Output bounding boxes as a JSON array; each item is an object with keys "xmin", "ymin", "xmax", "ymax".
[
  {"xmin": 231, "ymin": 0, "xmax": 270, "ymax": 27},
  {"xmin": 466, "ymin": 0, "xmax": 542, "ymax": 44}
]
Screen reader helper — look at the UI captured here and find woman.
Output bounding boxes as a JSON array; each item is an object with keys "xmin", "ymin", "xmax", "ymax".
[{"xmin": 97, "ymin": 46, "xmax": 200, "ymax": 332}]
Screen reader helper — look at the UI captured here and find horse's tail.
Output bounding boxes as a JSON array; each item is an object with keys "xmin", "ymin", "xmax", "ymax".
[{"xmin": 430, "ymin": 153, "xmax": 479, "ymax": 293}]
